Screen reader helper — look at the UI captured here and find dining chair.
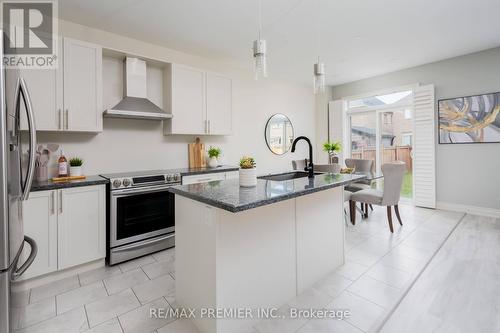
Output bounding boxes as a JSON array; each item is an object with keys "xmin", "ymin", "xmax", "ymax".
[
  {"xmin": 349, "ymin": 162, "xmax": 406, "ymax": 233},
  {"xmin": 345, "ymin": 158, "xmax": 375, "ymax": 214},
  {"xmin": 292, "ymin": 159, "xmax": 308, "ymax": 171},
  {"xmin": 344, "ymin": 190, "xmax": 354, "ymax": 226},
  {"xmin": 314, "ymin": 163, "xmax": 341, "ymax": 173}
]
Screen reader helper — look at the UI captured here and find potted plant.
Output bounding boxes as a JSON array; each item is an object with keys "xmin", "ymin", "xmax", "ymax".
[
  {"xmin": 323, "ymin": 141, "xmax": 342, "ymax": 163},
  {"xmin": 69, "ymin": 157, "xmax": 83, "ymax": 176},
  {"xmin": 207, "ymin": 146, "xmax": 222, "ymax": 168},
  {"xmin": 239, "ymin": 156, "xmax": 257, "ymax": 187}
]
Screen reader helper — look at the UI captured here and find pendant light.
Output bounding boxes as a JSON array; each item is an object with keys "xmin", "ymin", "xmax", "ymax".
[
  {"xmin": 253, "ymin": 0, "xmax": 267, "ymax": 79},
  {"xmin": 314, "ymin": 58, "xmax": 326, "ymax": 94},
  {"xmin": 313, "ymin": 0, "xmax": 325, "ymax": 94}
]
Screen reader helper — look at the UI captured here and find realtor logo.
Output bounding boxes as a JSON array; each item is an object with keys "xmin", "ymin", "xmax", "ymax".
[{"xmin": 2, "ymin": 0, "xmax": 58, "ymax": 68}]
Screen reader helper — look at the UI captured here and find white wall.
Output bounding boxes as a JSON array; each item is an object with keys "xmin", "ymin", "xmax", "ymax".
[
  {"xmin": 329, "ymin": 47, "xmax": 500, "ymax": 210},
  {"xmin": 37, "ymin": 20, "xmax": 315, "ymax": 176}
]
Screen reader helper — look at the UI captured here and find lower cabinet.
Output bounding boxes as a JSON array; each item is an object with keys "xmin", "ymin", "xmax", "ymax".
[
  {"xmin": 20, "ymin": 185, "xmax": 106, "ymax": 280},
  {"xmin": 20, "ymin": 191, "xmax": 58, "ymax": 280}
]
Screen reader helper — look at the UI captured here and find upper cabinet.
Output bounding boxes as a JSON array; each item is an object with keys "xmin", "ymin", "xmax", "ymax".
[
  {"xmin": 164, "ymin": 64, "xmax": 232, "ymax": 135},
  {"xmin": 63, "ymin": 38, "xmax": 103, "ymax": 132},
  {"xmin": 206, "ymin": 72, "xmax": 232, "ymax": 135},
  {"xmin": 5, "ymin": 37, "xmax": 102, "ymax": 132}
]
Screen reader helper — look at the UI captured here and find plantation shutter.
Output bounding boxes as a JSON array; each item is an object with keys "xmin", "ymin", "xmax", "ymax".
[{"xmin": 413, "ymin": 84, "xmax": 436, "ymax": 208}]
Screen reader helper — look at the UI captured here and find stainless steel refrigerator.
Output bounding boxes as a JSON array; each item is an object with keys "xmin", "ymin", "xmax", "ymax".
[{"xmin": 0, "ymin": 31, "xmax": 38, "ymax": 333}]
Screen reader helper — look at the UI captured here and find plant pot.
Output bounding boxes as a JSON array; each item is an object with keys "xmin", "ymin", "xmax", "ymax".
[
  {"xmin": 208, "ymin": 157, "xmax": 218, "ymax": 168},
  {"xmin": 70, "ymin": 166, "xmax": 82, "ymax": 177},
  {"xmin": 239, "ymin": 168, "xmax": 257, "ymax": 187}
]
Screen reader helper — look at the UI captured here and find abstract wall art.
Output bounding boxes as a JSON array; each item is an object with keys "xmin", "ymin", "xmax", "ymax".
[{"xmin": 438, "ymin": 92, "xmax": 500, "ymax": 144}]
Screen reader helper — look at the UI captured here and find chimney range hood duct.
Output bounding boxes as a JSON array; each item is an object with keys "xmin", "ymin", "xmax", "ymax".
[{"xmin": 104, "ymin": 57, "xmax": 171, "ymax": 120}]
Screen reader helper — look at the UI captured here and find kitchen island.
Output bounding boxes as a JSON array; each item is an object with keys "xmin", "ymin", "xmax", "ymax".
[{"xmin": 168, "ymin": 172, "xmax": 365, "ymax": 333}]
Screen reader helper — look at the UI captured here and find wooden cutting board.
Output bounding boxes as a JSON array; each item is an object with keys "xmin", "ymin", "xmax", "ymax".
[
  {"xmin": 188, "ymin": 137, "xmax": 206, "ymax": 168},
  {"xmin": 52, "ymin": 175, "xmax": 86, "ymax": 182}
]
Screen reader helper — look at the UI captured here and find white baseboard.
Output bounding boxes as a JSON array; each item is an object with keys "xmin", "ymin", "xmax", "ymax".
[
  {"xmin": 437, "ymin": 201, "xmax": 500, "ymax": 218},
  {"xmin": 12, "ymin": 259, "xmax": 105, "ymax": 291}
]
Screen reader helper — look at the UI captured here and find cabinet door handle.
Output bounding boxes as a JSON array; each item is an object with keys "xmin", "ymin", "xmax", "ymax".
[
  {"xmin": 64, "ymin": 109, "xmax": 69, "ymax": 129},
  {"xmin": 51, "ymin": 191, "xmax": 55, "ymax": 214},
  {"xmin": 208, "ymin": 120, "xmax": 211, "ymax": 134},
  {"xmin": 59, "ymin": 191, "xmax": 63, "ymax": 213},
  {"xmin": 58, "ymin": 109, "xmax": 62, "ymax": 129}
]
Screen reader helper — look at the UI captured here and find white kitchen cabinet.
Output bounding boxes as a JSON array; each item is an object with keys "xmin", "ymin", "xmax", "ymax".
[
  {"xmin": 63, "ymin": 38, "xmax": 103, "ymax": 132},
  {"xmin": 19, "ymin": 185, "xmax": 105, "ymax": 280},
  {"xmin": 4, "ymin": 39, "xmax": 63, "ymax": 131},
  {"xmin": 206, "ymin": 72, "xmax": 232, "ymax": 135},
  {"xmin": 182, "ymin": 171, "xmax": 239, "ymax": 185},
  {"xmin": 168, "ymin": 64, "xmax": 206, "ymax": 134},
  {"xmin": 20, "ymin": 191, "xmax": 58, "ymax": 280},
  {"xmin": 5, "ymin": 37, "xmax": 102, "ymax": 132},
  {"xmin": 164, "ymin": 64, "xmax": 232, "ymax": 135},
  {"xmin": 58, "ymin": 185, "xmax": 106, "ymax": 269}
]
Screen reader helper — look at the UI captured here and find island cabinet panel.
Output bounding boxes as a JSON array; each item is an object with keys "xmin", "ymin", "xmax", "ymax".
[
  {"xmin": 295, "ymin": 187, "xmax": 344, "ymax": 293},
  {"xmin": 175, "ymin": 197, "xmax": 218, "ymax": 333},
  {"xmin": 174, "ymin": 186, "xmax": 346, "ymax": 333}
]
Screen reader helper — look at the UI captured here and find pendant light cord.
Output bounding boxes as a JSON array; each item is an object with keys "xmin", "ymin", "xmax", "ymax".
[{"xmin": 257, "ymin": 0, "xmax": 262, "ymax": 39}]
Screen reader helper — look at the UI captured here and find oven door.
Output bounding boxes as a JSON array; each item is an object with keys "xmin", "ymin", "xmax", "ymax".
[{"xmin": 110, "ymin": 184, "xmax": 175, "ymax": 248}]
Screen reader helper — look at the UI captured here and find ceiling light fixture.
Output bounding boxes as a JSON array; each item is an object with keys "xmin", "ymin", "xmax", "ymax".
[
  {"xmin": 253, "ymin": 0, "xmax": 267, "ymax": 80},
  {"xmin": 313, "ymin": 0, "xmax": 325, "ymax": 94},
  {"xmin": 313, "ymin": 58, "xmax": 325, "ymax": 94}
]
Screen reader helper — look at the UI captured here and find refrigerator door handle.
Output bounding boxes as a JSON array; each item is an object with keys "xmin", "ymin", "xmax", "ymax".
[
  {"xmin": 16, "ymin": 78, "xmax": 37, "ymax": 201},
  {"xmin": 12, "ymin": 236, "xmax": 37, "ymax": 280}
]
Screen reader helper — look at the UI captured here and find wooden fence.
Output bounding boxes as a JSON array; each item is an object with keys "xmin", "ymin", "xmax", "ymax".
[{"xmin": 351, "ymin": 146, "xmax": 412, "ymax": 171}]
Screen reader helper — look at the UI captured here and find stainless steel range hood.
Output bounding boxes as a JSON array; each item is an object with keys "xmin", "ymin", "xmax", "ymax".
[{"xmin": 104, "ymin": 57, "xmax": 171, "ymax": 120}]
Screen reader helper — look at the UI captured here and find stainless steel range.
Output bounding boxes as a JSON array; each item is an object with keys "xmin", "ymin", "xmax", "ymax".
[{"xmin": 100, "ymin": 170, "xmax": 181, "ymax": 265}]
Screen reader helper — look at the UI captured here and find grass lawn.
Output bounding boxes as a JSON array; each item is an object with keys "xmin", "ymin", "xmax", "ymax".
[
  {"xmin": 401, "ymin": 171, "xmax": 413, "ymax": 198},
  {"xmin": 372, "ymin": 170, "xmax": 413, "ymax": 198}
]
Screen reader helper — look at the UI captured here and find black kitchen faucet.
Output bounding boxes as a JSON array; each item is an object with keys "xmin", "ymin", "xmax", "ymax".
[{"xmin": 291, "ymin": 136, "xmax": 314, "ymax": 178}]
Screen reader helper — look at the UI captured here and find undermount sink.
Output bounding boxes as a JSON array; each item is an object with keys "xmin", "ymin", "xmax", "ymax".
[{"xmin": 258, "ymin": 171, "xmax": 322, "ymax": 181}]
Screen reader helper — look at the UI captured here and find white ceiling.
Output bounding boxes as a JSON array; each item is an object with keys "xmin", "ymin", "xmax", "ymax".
[{"xmin": 59, "ymin": 0, "xmax": 500, "ymax": 85}]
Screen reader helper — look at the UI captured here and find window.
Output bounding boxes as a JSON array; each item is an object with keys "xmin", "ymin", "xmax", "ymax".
[
  {"xmin": 401, "ymin": 133, "xmax": 412, "ymax": 146},
  {"xmin": 348, "ymin": 90, "xmax": 413, "ymax": 109}
]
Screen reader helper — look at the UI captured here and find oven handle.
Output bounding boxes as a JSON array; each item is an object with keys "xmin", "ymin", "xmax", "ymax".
[
  {"xmin": 113, "ymin": 234, "xmax": 175, "ymax": 252},
  {"xmin": 111, "ymin": 183, "xmax": 179, "ymax": 196}
]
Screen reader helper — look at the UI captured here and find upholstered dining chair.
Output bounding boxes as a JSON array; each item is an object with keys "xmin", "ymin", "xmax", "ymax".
[
  {"xmin": 292, "ymin": 159, "xmax": 308, "ymax": 171},
  {"xmin": 345, "ymin": 158, "xmax": 375, "ymax": 214},
  {"xmin": 314, "ymin": 163, "xmax": 341, "ymax": 173},
  {"xmin": 349, "ymin": 162, "xmax": 406, "ymax": 233}
]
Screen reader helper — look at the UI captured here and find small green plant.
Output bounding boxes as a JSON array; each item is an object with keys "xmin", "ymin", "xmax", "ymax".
[
  {"xmin": 239, "ymin": 156, "xmax": 256, "ymax": 169},
  {"xmin": 208, "ymin": 146, "xmax": 222, "ymax": 159},
  {"xmin": 323, "ymin": 141, "xmax": 342, "ymax": 154},
  {"xmin": 69, "ymin": 157, "xmax": 83, "ymax": 167}
]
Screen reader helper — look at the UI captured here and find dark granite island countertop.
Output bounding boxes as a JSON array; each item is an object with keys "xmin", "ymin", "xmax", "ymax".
[
  {"xmin": 31, "ymin": 175, "xmax": 108, "ymax": 192},
  {"xmin": 168, "ymin": 173, "xmax": 366, "ymax": 213}
]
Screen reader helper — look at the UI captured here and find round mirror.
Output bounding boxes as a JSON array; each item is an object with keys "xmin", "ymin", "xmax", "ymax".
[{"xmin": 265, "ymin": 114, "xmax": 294, "ymax": 155}]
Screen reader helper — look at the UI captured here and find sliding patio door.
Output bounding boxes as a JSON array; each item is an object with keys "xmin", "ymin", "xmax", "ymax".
[{"xmin": 330, "ymin": 85, "xmax": 435, "ymax": 207}]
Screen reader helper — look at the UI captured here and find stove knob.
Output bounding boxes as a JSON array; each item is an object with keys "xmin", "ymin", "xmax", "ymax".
[
  {"xmin": 166, "ymin": 174, "xmax": 173, "ymax": 182},
  {"xmin": 174, "ymin": 174, "xmax": 181, "ymax": 182},
  {"xmin": 112, "ymin": 179, "xmax": 122, "ymax": 188},
  {"xmin": 123, "ymin": 179, "xmax": 131, "ymax": 187}
]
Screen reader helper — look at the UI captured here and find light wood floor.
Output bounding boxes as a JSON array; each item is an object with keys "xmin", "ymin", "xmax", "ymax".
[{"xmin": 379, "ymin": 214, "xmax": 500, "ymax": 333}]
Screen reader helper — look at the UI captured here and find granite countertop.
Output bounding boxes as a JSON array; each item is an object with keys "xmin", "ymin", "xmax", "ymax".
[
  {"xmin": 177, "ymin": 165, "xmax": 239, "ymax": 176},
  {"xmin": 168, "ymin": 173, "xmax": 366, "ymax": 213},
  {"xmin": 30, "ymin": 175, "xmax": 108, "ymax": 192}
]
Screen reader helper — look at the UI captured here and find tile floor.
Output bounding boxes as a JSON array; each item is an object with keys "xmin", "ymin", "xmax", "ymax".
[{"xmin": 11, "ymin": 205, "xmax": 466, "ymax": 333}]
